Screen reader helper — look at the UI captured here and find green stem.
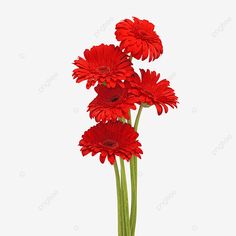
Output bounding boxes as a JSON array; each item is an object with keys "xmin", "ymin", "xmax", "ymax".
[
  {"xmin": 114, "ymin": 161, "xmax": 123, "ymax": 236},
  {"xmin": 130, "ymin": 105, "xmax": 143, "ymax": 236},
  {"xmin": 120, "ymin": 158, "xmax": 131, "ymax": 236},
  {"xmin": 128, "ymin": 110, "xmax": 132, "ymax": 125},
  {"xmin": 134, "ymin": 105, "xmax": 143, "ymax": 131},
  {"xmin": 129, "ymin": 156, "xmax": 136, "ymax": 235}
]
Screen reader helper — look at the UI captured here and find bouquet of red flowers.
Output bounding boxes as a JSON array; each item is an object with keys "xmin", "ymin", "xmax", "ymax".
[{"xmin": 72, "ymin": 17, "xmax": 178, "ymax": 236}]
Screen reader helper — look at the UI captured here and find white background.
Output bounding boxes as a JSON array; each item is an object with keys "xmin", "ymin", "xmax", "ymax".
[{"xmin": 0, "ymin": 0, "xmax": 235, "ymax": 235}]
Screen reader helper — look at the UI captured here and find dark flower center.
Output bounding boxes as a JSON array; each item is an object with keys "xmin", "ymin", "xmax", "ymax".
[
  {"xmin": 133, "ymin": 27, "xmax": 152, "ymax": 41},
  {"xmin": 102, "ymin": 139, "xmax": 119, "ymax": 149},
  {"xmin": 144, "ymin": 89, "xmax": 154, "ymax": 96},
  {"xmin": 97, "ymin": 66, "xmax": 110, "ymax": 74},
  {"xmin": 138, "ymin": 30, "xmax": 148, "ymax": 37},
  {"xmin": 111, "ymin": 95, "xmax": 120, "ymax": 102}
]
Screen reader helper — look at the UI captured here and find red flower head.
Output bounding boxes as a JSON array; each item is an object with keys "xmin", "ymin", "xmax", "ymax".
[
  {"xmin": 88, "ymin": 84, "xmax": 137, "ymax": 122},
  {"xmin": 129, "ymin": 69, "xmax": 178, "ymax": 115},
  {"xmin": 73, "ymin": 44, "xmax": 134, "ymax": 89},
  {"xmin": 79, "ymin": 121, "xmax": 143, "ymax": 164},
  {"xmin": 115, "ymin": 17, "xmax": 163, "ymax": 62}
]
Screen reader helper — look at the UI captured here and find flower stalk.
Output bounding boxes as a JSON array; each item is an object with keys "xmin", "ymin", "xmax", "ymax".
[
  {"xmin": 130, "ymin": 105, "xmax": 143, "ymax": 235},
  {"xmin": 114, "ymin": 161, "xmax": 123, "ymax": 236},
  {"xmin": 120, "ymin": 158, "xmax": 131, "ymax": 236}
]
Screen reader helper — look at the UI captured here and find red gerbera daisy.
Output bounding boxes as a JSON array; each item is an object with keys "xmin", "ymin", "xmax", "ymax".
[
  {"xmin": 79, "ymin": 121, "xmax": 143, "ymax": 164},
  {"xmin": 129, "ymin": 69, "xmax": 178, "ymax": 115},
  {"xmin": 72, "ymin": 44, "xmax": 134, "ymax": 89},
  {"xmin": 88, "ymin": 84, "xmax": 137, "ymax": 122},
  {"xmin": 115, "ymin": 17, "xmax": 163, "ymax": 62}
]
